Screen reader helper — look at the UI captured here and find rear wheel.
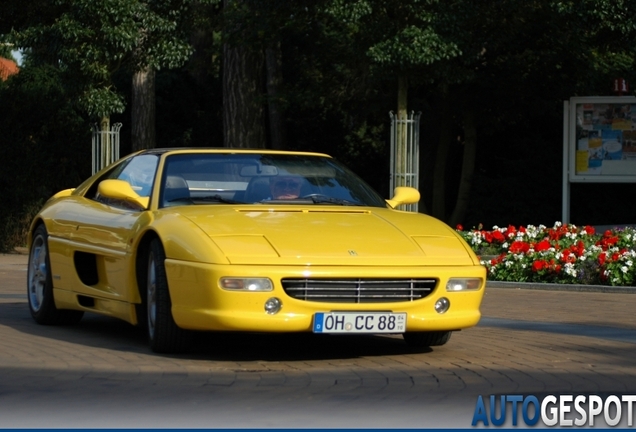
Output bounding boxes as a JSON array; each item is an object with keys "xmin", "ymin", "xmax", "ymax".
[
  {"xmin": 27, "ymin": 224, "xmax": 84, "ymax": 325},
  {"xmin": 403, "ymin": 331, "xmax": 452, "ymax": 348},
  {"xmin": 146, "ymin": 238, "xmax": 191, "ymax": 353}
]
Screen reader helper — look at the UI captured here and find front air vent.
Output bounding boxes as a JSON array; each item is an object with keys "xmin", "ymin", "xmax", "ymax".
[
  {"xmin": 74, "ymin": 251, "xmax": 99, "ymax": 286},
  {"xmin": 77, "ymin": 295, "xmax": 95, "ymax": 308},
  {"xmin": 282, "ymin": 278, "xmax": 437, "ymax": 303}
]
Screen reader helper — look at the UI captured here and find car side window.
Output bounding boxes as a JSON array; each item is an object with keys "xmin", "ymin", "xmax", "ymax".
[
  {"xmin": 86, "ymin": 154, "xmax": 158, "ymax": 210},
  {"xmin": 114, "ymin": 154, "xmax": 158, "ymax": 197}
]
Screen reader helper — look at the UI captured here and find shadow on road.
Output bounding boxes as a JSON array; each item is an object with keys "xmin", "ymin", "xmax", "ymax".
[{"xmin": 0, "ymin": 301, "xmax": 435, "ymax": 361}]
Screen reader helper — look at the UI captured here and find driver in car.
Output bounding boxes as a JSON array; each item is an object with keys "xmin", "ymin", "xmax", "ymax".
[{"xmin": 270, "ymin": 176, "xmax": 303, "ymax": 199}]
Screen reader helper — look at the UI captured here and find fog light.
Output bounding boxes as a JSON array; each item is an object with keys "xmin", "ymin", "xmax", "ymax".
[
  {"xmin": 435, "ymin": 297, "xmax": 450, "ymax": 314},
  {"xmin": 264, "ymin": 297, "xmax": 282, "ymax": 315}
]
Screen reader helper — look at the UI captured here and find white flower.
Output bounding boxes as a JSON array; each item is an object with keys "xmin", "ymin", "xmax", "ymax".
[{"xmin": 621, "ymin": 266, "xmax": 629, "ymax": 274}]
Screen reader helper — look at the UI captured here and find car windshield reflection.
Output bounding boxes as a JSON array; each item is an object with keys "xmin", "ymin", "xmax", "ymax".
[{"xmin": 160, "ymin": 153, "xmax": 386, "ymax": 208}]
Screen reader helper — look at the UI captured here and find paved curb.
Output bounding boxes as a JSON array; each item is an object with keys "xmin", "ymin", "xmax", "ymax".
[{"xmin": 487, "ymin": 280, "xmax": 636, "ymax": 294}]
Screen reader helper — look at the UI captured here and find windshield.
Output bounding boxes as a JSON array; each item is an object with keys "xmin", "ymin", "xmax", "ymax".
[{"xmin": 159, "ymin": 153, "xmax": 387, "ymax": 208}]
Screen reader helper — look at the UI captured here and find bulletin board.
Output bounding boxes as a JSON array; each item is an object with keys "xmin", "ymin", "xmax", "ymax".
[
  {"xmin": 567, "ymin": 96, "xmax": 636, "ymax": 182},
  {"xmin": 562, "ymin": 96, "xmax": 636, "ymax": 223}
]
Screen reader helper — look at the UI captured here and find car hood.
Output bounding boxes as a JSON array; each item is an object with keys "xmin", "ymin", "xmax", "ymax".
[{"xmin": 175, "ymin": 205, "xmax": 476, "ymax": 266}]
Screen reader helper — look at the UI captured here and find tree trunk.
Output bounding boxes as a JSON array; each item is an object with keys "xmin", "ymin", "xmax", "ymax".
[
  {"xmin": 187, "ymin": 2, "xmax": 212, "ymax": 88},
  {"xmin": 449, "ymin": 108, "xmax": 477, "ymax": 228},
  {"xmin": 131, "ymin": 67, "xmax": 156, "ymax": 151},
  {"xmin": 223, "ymin": 31, "xmax": 266, "ymax": 148},
  {"xmin": 266, "ymin": 41, "xmax": 285, "ymax": 150},
  {"xmin": 431, "ymin": 87, "xmax": 452, "ymax": 220}
]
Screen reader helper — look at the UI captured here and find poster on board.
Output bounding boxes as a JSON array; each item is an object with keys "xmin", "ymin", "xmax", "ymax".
[{"xmin": 572, "ymin": 97, "xmax": 636, "ymax": 180}]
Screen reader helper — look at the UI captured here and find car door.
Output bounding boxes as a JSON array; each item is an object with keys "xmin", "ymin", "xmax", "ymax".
[{"xmin": 67, "ymin": 154, "xmax": 158, "ymax": 301}]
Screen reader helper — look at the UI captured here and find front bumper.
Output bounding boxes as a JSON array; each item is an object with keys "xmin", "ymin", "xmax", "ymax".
[{"xmin": 165, "ymin": 260, "xmax": 486, "ymax": 333}]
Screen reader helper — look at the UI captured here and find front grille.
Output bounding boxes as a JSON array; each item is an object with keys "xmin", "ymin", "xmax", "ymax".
[{"xmin": 281, "ymin": 278, "xmax": 437, "ymax": 303}]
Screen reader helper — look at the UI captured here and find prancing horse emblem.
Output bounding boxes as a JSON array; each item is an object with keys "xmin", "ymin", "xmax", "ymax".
[{"xmin": 348, "ymin": 250, "xmax": 358, "ymax": 256}]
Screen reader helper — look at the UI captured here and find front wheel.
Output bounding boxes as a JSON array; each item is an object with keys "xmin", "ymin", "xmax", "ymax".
[
  {"xmin": 403, "ymin": 331, "xmax": 452, "ymax": 348},
  {"xmin": 146, "ymin": 239, "xmax": 191, "ymax": 353},
  {"xmin": 27, "ymin": 224, "xmax": 84, "ymax": 325}
]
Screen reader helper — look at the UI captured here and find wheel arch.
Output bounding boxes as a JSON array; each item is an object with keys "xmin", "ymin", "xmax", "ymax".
[
  {"xmin": 27, "ymin": 217, "xmax": 47, "ymax": 248},
  {"xmin": 134, "ymin": 230, "xmax": 161, "ymax": 305}
]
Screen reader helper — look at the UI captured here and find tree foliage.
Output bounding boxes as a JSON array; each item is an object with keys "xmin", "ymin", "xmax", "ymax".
[
  {"xmin": 2, "ymin": 0, "xmax": 636, "ymax": 251},
  {"xmin": 9, "ymin": 0, "xmax": 193, "ymax": 119}
]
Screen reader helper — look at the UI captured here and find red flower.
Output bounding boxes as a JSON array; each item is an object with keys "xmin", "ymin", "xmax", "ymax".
[
  {"xmin": 584, "ymin": 225, "xmax": 595, "ymax": 235},
  {"xmin": 505, "ymin": 225, "xmax": 517, "ymax": 238},
  {"xmin": 491, "ymin": 230, "xmax": 506, "ymax": 243},
  {"xmin": 535, "ymin": 239, "xmax": 551, "ymax": 252},
  {"xmin": 532, "ymin": 260, "xmax": 548, "ymax": 272},
  {"xmin": 572, "ymin": 241, "xmax": 585, "ymax": 257},
  {"xmin": 597, "ymin": 235, "xmax": 619, "ymax": 250},
  {"xmin": 598, "ymin": 252, "xmax": 607, "ymax": 266},
  {"xmin": 456, "ymin": 224, "xmax": 463, "ymax": 231},
  {"xmin": 509, "ymin": 240, "xmax": 530, "ymax": 254}
]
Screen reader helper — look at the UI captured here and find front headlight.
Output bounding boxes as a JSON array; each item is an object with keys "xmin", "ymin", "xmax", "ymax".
[
  {"xmin": 446, "ymin": 278, "xmax": 482, "ymax": 292},
  {"xmin": 220, "ymin": 277, "xmax": 273, "ymax": 292}
]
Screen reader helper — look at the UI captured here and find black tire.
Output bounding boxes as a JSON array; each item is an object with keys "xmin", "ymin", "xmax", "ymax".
[
  {"xmin": 146, "ymin": 238, "xmax": 191, "ymax": 353},
  {"xmin": 403, "ymin": 331, "xmax": 452, "ymax": 348},
  {"xmin": 27, "ymin": 224, "xmax": 84, "ymax": 325}
]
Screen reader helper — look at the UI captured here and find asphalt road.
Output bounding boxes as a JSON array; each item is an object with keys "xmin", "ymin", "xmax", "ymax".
[{"xmin": 2, "ymin": 252, "xmax": 636, "ymax": 428}]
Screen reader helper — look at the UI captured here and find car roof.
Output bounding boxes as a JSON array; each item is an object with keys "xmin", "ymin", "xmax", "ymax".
[{"xmin": 137, "ymin": 148, "xmax": 332, "ymax": 158}]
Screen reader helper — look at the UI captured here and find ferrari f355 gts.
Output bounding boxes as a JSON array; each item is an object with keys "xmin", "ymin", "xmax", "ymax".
[{"xmin": 27, "ymin": 148, "xmax": 486, "ymax": 353}]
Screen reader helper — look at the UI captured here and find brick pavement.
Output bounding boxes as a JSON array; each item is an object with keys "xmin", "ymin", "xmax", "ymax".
[{"xmin": 2, "ymin": 252, "xmax": 636, "ymax": 428}]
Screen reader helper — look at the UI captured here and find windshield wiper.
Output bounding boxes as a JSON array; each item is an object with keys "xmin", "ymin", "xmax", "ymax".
[
  {"xmin": 192, "ymin": 195, "xmax": 244, "ymax": 204},
  {"xmin": 169, "ymin": 195, "xmax": 244, "ymax": 204},
  {"xmin": 301, "ymin": 194, "xmax": 362, "ymax": 206}
]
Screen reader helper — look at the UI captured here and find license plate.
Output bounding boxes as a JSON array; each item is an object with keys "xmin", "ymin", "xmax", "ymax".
[{"xmin": 313, "ymin": 312, "xmax": 406, "ymax": 334}]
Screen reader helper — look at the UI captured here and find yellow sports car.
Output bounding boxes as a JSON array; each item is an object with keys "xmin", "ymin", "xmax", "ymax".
[{"xmin": 27, "ymin": 148, "xmax": 486, "ymax": 353}]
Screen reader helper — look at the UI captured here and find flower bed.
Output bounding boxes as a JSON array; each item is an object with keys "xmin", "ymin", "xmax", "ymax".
[{"xmin": 455, "ymin": 222, "xmax": 636, "ymax": 286}]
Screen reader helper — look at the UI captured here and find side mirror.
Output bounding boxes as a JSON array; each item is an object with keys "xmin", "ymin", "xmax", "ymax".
[
  {"xmin": 98, "ymin": 179, "xmax": 149, "ymax": 210},
  {"xmin": 386, "ymin": 186, "xmax": 420, "ymax": 209}
]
